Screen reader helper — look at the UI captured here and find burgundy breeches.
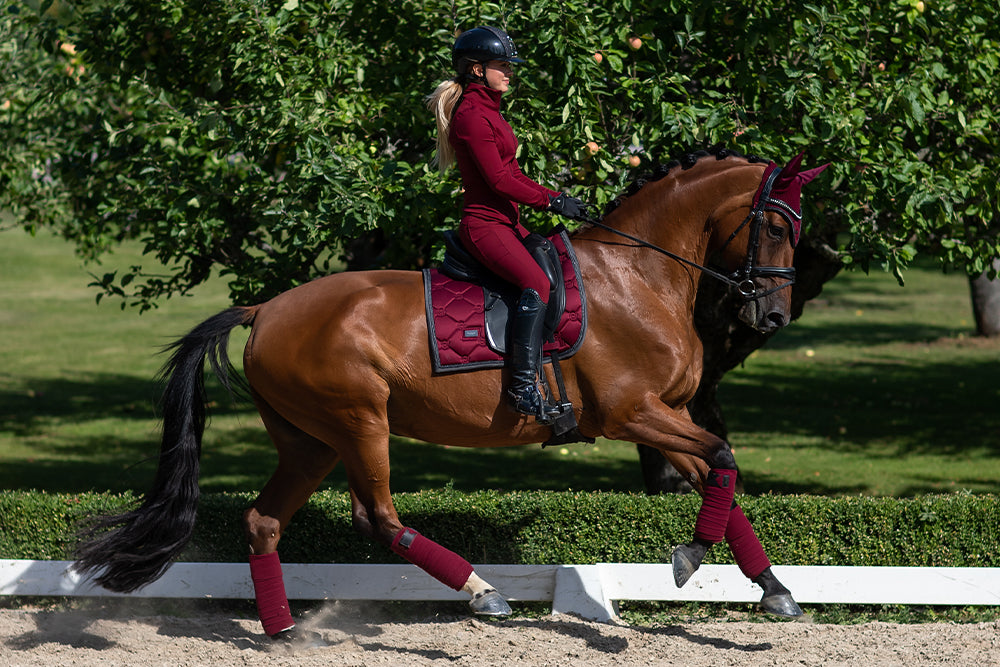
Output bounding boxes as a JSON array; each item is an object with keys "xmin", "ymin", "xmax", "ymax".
[{"xmin": 460, "ymin": 218, "xmax": 550, "ymax": 303}]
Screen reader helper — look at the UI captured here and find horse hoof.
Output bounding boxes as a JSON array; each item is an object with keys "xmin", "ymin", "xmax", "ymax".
[
  {"xmin": 671, "ymin": 544, "xmax": 700, "ymax": 588},
  {"xmin": 469, "ymin": 589, "xmax": 512, "ymax": 616},
  {"xmin": 270, "ymin": 627, "xmax": 327, "ymax": 648},
  {"xmin": 760, "ymin": 593, "xmax": 804, "ymax": 618}
]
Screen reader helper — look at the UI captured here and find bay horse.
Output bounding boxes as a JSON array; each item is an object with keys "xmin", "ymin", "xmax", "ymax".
[{"xmin": 74, "ymin": 148, "xmax": 828, "ymax": 639}]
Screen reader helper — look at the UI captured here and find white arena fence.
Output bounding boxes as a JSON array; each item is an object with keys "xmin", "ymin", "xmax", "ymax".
[{"xmin": 2, "ymin": 560, "xmax": 999, "ymax": 621}]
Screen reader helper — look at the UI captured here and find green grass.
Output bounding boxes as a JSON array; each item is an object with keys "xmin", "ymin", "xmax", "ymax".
[
  {"xmin": 723, "ymin": 266, "xmax": 1000, "ymax": 496},
  {"xmin": 1, "ymin": 226, "xmax": 997, "ymax": 497}
]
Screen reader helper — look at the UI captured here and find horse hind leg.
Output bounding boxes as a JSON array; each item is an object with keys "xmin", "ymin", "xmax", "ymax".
[
  {"xmin": 338, "ymin": 423, "xmax": 512, "ymax": 617},
  {"xmin": 348, "ymin": 489, "xmax": 510, "ymax": 616},
  {"xmin": 243, "ymin": 398, "xmax": 342, "ymax": 642}
]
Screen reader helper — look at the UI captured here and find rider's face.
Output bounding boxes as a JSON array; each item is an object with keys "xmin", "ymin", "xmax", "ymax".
[{"xmin": 480, "ymin": 60, "xmax": 513, "ymax": 93}]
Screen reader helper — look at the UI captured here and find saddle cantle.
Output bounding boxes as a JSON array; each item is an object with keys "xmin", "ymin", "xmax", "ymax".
[{"xmin": 422, "ymin": 227, "xmax": 587, "ymax": 373}]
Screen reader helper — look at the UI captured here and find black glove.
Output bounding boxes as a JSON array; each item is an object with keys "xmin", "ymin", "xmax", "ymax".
[{"xmin": 547, "ymin": 193, "xmax": 589, "ymax": 220}]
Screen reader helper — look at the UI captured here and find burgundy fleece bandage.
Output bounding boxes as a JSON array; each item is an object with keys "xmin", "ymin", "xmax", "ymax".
[
  {"xmin": 725, "ymin": 505, "xmax": 771, "ymax": 580},
  {"xmin": 249, "ymin": 552, "xmax": 295, "ymax": 637},
  {"xmin": 391, "ymin": 527, "xmax": 474, "ymax": 591},
  {"xmin": 693, "ymin": 468, "xmax": 738, "ymax": 543}
]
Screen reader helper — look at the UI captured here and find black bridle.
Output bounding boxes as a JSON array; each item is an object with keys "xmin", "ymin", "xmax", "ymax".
[{"xmin": 576, "ymin": 166, "xmax": 796, "ymax": 301}]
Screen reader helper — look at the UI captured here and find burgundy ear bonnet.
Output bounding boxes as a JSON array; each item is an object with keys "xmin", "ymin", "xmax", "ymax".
[{"xmin": 751, "ymin": 153, "xmax": 829, "ymax": 247}]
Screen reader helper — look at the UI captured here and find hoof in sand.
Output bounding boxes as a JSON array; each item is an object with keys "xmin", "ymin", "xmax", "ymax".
[
  {"xmin": 761, "ymin": 593, "xmax": 804, "ymax": 618},
  {"xmin": 671, "ymin": 545, "xmax": 699, "ymax": 588},
  {"xmin": 270, "ymin": 627, "xmax": 327, "ymax": 648},
  {"xmin": 469, "ymin": 589, "xmax": 512, "ymax": 616}
]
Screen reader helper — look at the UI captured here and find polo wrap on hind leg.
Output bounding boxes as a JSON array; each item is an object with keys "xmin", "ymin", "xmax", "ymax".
[
  {"xmin": 249, "ymin": 552, "xmax": 295, "ymax": 636},
  {"xmin": 391, "ymin": 527, "xmax": 474, "ymax": 591},
  {"xmin": 693, "ymin": 468, "xmax": 738, "ymax": 543},
  {"xmin": 725, "ymin": 504, "xmax": 771, "ymax": 580}
]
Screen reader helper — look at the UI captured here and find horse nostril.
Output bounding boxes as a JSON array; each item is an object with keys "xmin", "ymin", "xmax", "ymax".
[{"xmin": 766, "ymin": 311, "xmax": 788, "ymax": 330}]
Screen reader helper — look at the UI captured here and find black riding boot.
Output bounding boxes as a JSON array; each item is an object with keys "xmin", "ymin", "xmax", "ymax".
[{"xmin": 507, "ymin": 288, "xmax": 547, "ymax": 418}]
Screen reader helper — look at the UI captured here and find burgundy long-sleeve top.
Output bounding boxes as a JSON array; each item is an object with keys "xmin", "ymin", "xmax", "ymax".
[{"xmin": 450, "ymin": 82, "xmax": 558, "ymax": 229}]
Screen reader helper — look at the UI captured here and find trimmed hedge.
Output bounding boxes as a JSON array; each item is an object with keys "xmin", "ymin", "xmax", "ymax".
[{"xmin": 1, "ymin": 490, "xmax": 997, "ymax": 568}]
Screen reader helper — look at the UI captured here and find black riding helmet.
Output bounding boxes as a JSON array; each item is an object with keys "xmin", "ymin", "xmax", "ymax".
[{"xmin": 452, "ymin": 26, "xmax": 525, "ymax": 76}]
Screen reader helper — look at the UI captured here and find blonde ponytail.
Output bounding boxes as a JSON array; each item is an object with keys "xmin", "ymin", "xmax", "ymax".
[{"xmin": 426, "ymin": 78, "xmax": 464, "ymax": 173}]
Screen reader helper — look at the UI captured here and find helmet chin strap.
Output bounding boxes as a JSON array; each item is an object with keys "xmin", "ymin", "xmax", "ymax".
[{"xmin": 468, "ymin": 62, "xmax": 490, "ymax": 88}]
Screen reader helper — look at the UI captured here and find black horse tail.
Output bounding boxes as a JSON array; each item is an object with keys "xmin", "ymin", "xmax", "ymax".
[{"xmin": 73, "ymin": 306, "xmax": 258, "ymax": 593}]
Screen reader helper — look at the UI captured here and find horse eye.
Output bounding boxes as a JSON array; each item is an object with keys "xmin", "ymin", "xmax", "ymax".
[{"xmin": 767, "ymin": 223, "xmax": 786, "ymax": 240}]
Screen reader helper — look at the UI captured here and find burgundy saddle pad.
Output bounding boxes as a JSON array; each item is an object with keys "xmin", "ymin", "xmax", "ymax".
[{"xmin": 422, "ymin": 230, "xmax": 587, "ymax": 374}]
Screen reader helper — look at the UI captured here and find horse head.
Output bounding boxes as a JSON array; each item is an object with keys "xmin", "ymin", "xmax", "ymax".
[{"xmin": 711, "ymin": 152, "xmax": 828, "ymax": 333}]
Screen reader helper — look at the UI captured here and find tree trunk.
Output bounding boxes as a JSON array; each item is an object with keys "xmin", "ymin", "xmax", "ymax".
[
  {"xmin": 969, "ymin": 259, "xmax": 1000, "ymax": 337},
  {"xmin": 638, "ymin": 236, "xmax": 844, "ymax": 494}
]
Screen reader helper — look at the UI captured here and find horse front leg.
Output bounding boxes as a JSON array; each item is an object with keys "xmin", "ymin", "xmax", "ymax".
[
  {"xmin": 612, "ymin": 395, "xmax": 802, "ymax": 617},
  {"xmin": 666, "ymin": 465, "xmax": 803, "ymax": 617}
]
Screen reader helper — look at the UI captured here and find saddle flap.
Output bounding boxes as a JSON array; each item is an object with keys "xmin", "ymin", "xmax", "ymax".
[
  {"xmin": 522, "ymin": 233, "xmax": 566, "ymax": 340},
  {"xmin": 441, "ymin": 229, "xmax": 567, "ymax": 347}
]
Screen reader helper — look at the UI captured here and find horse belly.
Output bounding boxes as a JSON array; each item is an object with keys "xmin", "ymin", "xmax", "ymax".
[{"xmin": 385, "ymin": 371, "xmax": 551, "ymax": 448}]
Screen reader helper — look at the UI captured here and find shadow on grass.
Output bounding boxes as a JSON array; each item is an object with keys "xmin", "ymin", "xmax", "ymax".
[
  {"xmin": 768, "ymin": 320, "xmax": 968, "ymax": 349},
  {"xmin": 739, "ymin": 475, "xmax": 872, "ymax": 497},
  {"xmin": 0, "ymin": 372, "xmax": 250, "ymax": 435},
  {"xmin": 720, "ymin": 348, "xmax": 1000, "ymax": 458}
]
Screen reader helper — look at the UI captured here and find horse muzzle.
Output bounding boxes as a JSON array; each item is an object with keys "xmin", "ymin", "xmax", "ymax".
[{"xmin": 738, "ymin": 296, "xmax": 790, "ymax": 333}]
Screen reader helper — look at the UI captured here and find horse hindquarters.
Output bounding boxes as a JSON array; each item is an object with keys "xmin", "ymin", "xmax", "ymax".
[{"xmin": 240, "ymin": 275, "xmax": 515, "ymax": 631}]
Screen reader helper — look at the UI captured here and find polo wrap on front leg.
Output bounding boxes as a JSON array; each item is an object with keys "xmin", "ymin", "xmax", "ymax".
[
  {"xmin": 249, "ymin": 551, "xmax": 295, "ymax": 637},
  {"xmin": 725, "ymin": 504, "xmax": 772, "ymax": 580},
  {"xmin": 391, "ymin": 527, "xmax": 474, "ymax": 591},
  {"xmin": 693, "ymin": 468, "xmax": 738, "ymax": 543}
]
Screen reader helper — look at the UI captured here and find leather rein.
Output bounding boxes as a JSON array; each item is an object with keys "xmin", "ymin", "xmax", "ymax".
[{"xmin": 575, "ymin": 166, "xmax": 796, "ymax": 301}]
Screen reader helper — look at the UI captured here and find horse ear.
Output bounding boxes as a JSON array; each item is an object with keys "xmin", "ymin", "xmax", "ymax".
[
  {"xmin": 781, "ymin": 152, "xmax": 829, "ymax": 186},
  {"xmin": 783, "ymin": 152, "xmax": 806, "ymax": 174},
  {"xmin": 796, "ymin": 162, "xmax": 830, "ymax": 186}
]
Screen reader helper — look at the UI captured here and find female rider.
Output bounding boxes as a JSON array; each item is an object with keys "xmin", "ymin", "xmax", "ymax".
[{"xmin": 427, "ymin": 26, "xmax": 586, "ymax": 420}]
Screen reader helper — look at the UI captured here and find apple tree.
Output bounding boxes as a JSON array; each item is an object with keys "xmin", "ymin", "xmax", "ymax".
[{"xmin": 2, "ymin": 0, "xmax": 997, "ymax": 490}]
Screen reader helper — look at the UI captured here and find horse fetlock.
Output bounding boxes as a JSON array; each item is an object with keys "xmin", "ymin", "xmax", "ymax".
[
  {"xmin": 706, "ymin": 446, "xmax": 737, "ymax": 471},
  {"xmin": 752, "ymin": 567, "xmax": 789, "ymax": 597},
  {"xmin": 461, "ymin": 571, "xmax": 492, "ymax": 596}
]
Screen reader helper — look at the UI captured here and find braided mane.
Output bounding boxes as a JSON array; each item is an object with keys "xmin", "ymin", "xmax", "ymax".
[{"xmin": 603, "ymin": 146, "xmax": 766, "ymax": 217}]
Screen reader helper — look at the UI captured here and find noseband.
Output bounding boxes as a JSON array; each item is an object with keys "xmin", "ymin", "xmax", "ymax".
[
  {"xmin": 718, "ymin": 165, "xmax": 797, "ymax": 299},
  {"xmin": 578, "ymin": 166, "xmax": 796, "ymax": 301}
]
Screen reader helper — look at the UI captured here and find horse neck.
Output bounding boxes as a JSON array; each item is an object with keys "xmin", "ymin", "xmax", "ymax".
[{"xmin": 575, "ymin": 163, "xmax": 750, "ymax": 301}]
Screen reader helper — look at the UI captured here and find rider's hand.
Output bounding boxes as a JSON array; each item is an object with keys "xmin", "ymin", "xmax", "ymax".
[{"xmin": 547, "ymin": 193, "xmax": 589, "ymax": 221}]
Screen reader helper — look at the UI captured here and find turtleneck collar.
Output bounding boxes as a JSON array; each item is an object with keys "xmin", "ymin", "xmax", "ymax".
[{"xmin": 463, "ymin": 81, "xmax": 503, "ymax": 111}]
